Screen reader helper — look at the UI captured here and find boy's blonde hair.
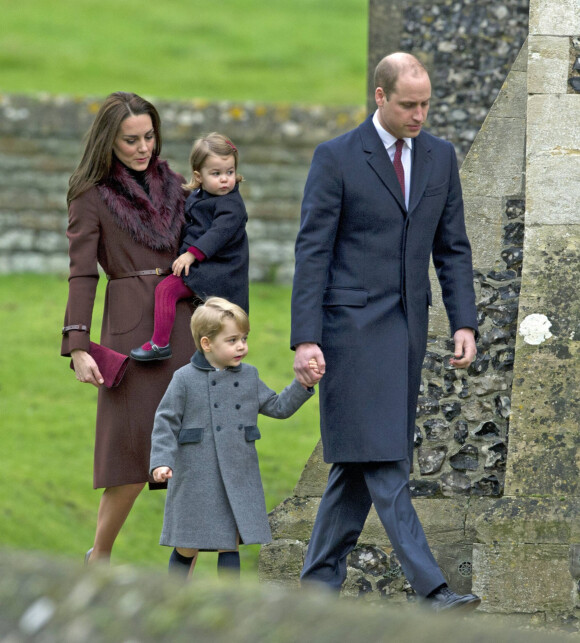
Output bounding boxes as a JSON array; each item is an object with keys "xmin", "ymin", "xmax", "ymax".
[
  {"xmin": 183, "ymin": 132, "xmax": 243, "ymax": 191},
  {"xmin": 190, "ymin": 297, "xmax": 250, "ymax": 351}
]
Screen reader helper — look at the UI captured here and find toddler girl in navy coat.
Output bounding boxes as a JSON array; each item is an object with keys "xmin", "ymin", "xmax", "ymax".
[
  {"xmin": 150, "ymin": 297, "xmax": 316, "ymax": 578},
  {"xmin": 131, "ymin": 133, "xmax": 249, "ymax": 362}
]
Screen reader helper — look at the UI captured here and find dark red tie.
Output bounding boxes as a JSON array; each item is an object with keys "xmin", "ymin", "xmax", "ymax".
[{"xmin": 393, "ymin": 139, "xmax": 405, "ymax": 200}]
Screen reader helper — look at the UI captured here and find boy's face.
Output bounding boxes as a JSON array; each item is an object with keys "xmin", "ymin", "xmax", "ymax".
[
  {"xmin": 202, "ymin": 318, "xmax": 248, "ymax": 370},
  {"xmin": 194, "ymin": 153, "xmax": 236, "ymax": 196}
]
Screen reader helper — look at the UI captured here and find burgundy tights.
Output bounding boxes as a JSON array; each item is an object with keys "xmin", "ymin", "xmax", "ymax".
[{"xmin": 142, "ymin": 274, "xmax": 193, "ymax": 350}]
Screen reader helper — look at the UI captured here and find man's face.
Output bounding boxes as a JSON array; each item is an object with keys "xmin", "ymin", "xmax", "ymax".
[{"xmin": 375, "ymin": 71, "xmax": 431, "ymax": 139}]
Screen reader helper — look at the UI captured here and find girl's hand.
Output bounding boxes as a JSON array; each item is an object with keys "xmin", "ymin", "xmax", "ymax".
[
  {"xmin": 153, "ymin": 466, "xmax": 173, "ymax": 483},
  {"xmin": 172, "ymin": 252, "xmax": 196, "ymax": 277},
  {"xmin": 71, "ymin": 349, "xmax": 104, "ymax": 387}
]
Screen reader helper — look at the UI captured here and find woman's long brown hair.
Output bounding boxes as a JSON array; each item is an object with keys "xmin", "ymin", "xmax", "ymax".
[{"xmin": 67, "ymin": 92, "xmax": 162, "ymax": 205}]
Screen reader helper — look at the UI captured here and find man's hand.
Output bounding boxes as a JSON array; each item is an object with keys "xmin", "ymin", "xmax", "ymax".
[
  {"xmin": 172, "ymin": 251, "xmax": 196, "ymax": 277},
  {"xmin": 294, "ymin": 343, "xmax": 325, "ymax": 388},
  {"xmin": 449, "ymin": 328, "xmax": 477, "ymax": 369}
]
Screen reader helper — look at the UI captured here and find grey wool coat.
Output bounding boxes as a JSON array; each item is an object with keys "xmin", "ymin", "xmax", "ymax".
[{"xmin": 150, "ymin": 351, "xmax": 315, "ymax": 550}]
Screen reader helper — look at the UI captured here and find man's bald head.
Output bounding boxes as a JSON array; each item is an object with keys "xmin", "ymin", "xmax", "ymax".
[{"xmin": 374, "ymin": 53, "xmax": 429, "ymax": 99}]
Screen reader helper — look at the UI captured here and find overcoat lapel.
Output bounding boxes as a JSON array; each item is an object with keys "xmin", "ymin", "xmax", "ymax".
[
  {"xmin": 359, "ymin": 118, "xmax": 406, "ymax": 213},
  {"xmin": 408, "ymin": 132, "xmax": 433, "ymax": 217}
]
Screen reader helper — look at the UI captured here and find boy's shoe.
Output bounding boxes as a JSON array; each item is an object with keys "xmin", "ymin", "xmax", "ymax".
[{"xmin": 130, "ymin": 342, "xmax": 172, "ymax": 361}]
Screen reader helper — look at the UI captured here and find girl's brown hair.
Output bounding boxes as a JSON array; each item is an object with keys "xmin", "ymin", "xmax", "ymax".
[
  {"xmin": 67, "ymin": 92, "xmax": 162, "ymax": 205},
  {"xmin": 190, "ymin": 297, "xmax": 250, "ymax": 351},
  {"xmin": 183, "ymin": 132, "xmax": 243, "ymax": 191}
]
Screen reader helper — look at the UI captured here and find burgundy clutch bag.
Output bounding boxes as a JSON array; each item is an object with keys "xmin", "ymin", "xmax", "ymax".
[{"xmin": 70, "ymin": 342, "xmax": 129, "ymax": 388}]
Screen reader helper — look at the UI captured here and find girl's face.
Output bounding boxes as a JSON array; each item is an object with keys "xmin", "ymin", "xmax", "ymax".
[
  {"xmin": 201, "ymin": 318, "xmax": 248, "ymax": 370},
  {"xmin": 194, "ymin": 154, "xmax": 236, "ymax": 196},
  {"xmin": 113, "ymin": 114, "xmax": 155, "ymax": 171}
]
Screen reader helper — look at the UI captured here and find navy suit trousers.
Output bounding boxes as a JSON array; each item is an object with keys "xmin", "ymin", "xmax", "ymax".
[{"xmin": 301, "ymin": 460, "xmax": 446, "ymax": 597}]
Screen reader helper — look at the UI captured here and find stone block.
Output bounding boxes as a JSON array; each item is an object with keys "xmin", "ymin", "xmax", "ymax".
[
  {"xmin": 487, "ymin": 67, "xmax": 527, "ymax": 119},
  {"xmin": 462, "ymin": 196, "xmax": 506, "ymax": 271},
  {"xmin": 258, "ymin": 539, "xmax": 305, "ymax": 587},
  {"xmin": 527, "ymin": 36, "xmax": 571, "ymax": 94},
  {"xmin": 529, "ymin": 0, "xmax": 580, "ymax": 35},
  {"xmin": 472, "ymin": 542, "xmax": 576, "ymax": 615},
  {"xmin": 459, "ymin": 116, "xmax": 526, "ymax": 198},
  {"xmin": 526, "ymin": 160, "xmax": 580, "ymax": 226},
  {"xmin": 293, "ymin": 439, "xmax": 329, "ymax": 497},
  {"xmin": 268, "ymin": 497, "xmax": 319, "ymax": 541},
  {"xmin": 527, "ymin": 95, "xmax": 580, "ymax": 154},
  {"xmin": 470, "ymin": 497, "xmax": 580, "ymax": 544}
]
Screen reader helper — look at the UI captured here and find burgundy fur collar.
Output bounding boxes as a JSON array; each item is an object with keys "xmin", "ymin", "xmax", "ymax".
[{"xmin": 97, "ymin": 157, "xmax": 185, "ymax": 251}]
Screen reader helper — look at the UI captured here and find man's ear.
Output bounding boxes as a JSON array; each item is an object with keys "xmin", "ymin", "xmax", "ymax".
[
  {"xmin": 375, "ymin": 86, "xmax": 386, "ymax": 107},
  {"xmin": 200, "ymin": 336, "xmax": 211, "ymax": 352}
]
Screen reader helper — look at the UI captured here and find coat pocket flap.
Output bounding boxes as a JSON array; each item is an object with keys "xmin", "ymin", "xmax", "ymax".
[
  {"xmin": 244, "ymin": 425, "xmax": 261, "ymax": 441},
  {"xmin": 423, "ymin": 181, "xmax": 447, "ymax": 197},
  {"xmin": 178, "ymin": 427, "xmax": 204, "ymax": 444},
  {"xmin": 323, "ymin": 288, "xmax": 368, "ymax": 307}
]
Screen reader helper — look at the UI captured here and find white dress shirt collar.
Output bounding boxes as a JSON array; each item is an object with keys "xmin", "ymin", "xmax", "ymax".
[{"xmin": 372, "ymin": 111, "xmax": 413, "ymax": 152}]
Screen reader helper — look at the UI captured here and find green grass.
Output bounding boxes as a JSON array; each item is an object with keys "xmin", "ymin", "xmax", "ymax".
[
  {"xmin": 0, "ymin": 0, "xmax": 367, "ymax": 105},
  {"xmin": 0, "ymin": 275, "xmax": 320, "ymax": 579}
]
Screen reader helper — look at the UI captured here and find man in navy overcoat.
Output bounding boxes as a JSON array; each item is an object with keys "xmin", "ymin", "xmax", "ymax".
[{"xmin": 291, "ymin": 53, "xmax": 480, "ymax": 610}]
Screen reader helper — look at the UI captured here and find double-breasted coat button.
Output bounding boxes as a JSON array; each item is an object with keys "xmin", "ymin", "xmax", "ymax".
[
  {"xmin": 235, "ymin": 404, "xmax": 241, "ymax": 409},
  {"xmin": 234, "ymin": 382, "xmax": 239, "ymax": 387},
  {"xmin": 211, "ymin": 380, "xmax": 216, "ymax": 386},
  {"xmin": 238, "ymin": 424, "xmax": 243, "ymax": 430},
  {"xmin": 216, "ymin": 426, "xmax": 222, "ymax": 431},
  {"xmin": 214, "ymin": 403, "xmax": 218, "ymax": 408}
]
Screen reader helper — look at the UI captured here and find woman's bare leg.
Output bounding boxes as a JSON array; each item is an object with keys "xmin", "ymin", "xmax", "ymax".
[{"xmin": 87, "ymin": 482, "xmax": 146, "ymax": 563}]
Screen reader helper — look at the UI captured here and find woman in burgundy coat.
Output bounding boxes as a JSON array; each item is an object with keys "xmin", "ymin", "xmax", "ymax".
[{"xmin": 61, "ymin": 92, "xmax": 196, "ymax": 564}]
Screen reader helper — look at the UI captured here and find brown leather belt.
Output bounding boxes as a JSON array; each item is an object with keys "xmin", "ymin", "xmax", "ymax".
[{"xmin": 106, "ymin": 268, "xmax": 171, "ymax": 280}]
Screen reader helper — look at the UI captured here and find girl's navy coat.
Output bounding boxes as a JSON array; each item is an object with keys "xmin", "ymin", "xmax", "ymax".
[
  {"xmin": 180, "ymin": 183, "xmax": 249, "ymax": 312},
  {"xmin": 150, "ymin": 351, "xmax": 314, "ymax": 550}
]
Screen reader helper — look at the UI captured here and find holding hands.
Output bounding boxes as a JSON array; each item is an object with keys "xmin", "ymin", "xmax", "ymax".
[
  {"xmin": 294, "ymin": 342, "xmax": 325, "ymax": 388},
  {"xmin": 172, "ymin": 251, "xmax": 196, "ymax": 277}
]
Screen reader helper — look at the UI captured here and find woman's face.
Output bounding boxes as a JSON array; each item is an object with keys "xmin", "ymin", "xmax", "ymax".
[{"xmin": 112, "ymin": 114, "xmax": 155, "ymax": 171}]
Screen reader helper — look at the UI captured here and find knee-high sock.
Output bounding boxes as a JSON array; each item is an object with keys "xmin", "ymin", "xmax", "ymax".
[
  {"xmin": 168, "ymin": 548, "xmax": 195, "ymax": 576},
  {"xmin": 217, "ymin": 551, "xmax": 240, "ymax": 578}
]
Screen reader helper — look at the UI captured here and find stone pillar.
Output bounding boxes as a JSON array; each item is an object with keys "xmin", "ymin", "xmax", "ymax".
[{"xmin": 471, "ymin": 0, "xmax": 580, "ymax": 624}]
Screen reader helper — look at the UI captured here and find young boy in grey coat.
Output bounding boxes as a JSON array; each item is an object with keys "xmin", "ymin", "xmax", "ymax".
[{"xmin": 150, "ymin": 296, "xmax": 316, "ymax": 578}]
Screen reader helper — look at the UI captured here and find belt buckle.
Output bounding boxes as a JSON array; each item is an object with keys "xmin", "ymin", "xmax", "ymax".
[{"xmin": 155, "ymin": 268, "xmax": 161, "ymax": 276}]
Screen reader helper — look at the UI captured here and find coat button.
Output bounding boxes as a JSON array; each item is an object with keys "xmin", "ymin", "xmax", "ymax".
[
  {"xmin": 214, "ymin": 403, "xmax": 218, "ymax": 408},
  {"xmin": 234, "ymin": 382, "xmax": 239, "ymax": 387},
  {"xmin": 216, "ymin": 426, "xmax": 222, "ymax": 431},
  {"xmin": 211, "ymin": 380, "xmax": 216, "ymax": 386},
  {"xmin": 235, "ymin": 404, "xmax": 241, "ymax": 409},
  {"xmin": 238, "ymin": 424, "xmax": 243, "ymax": 430}
]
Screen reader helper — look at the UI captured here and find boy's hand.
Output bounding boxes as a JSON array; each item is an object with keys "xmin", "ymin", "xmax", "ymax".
[
  {"xmin": 172, "ymin": 251, "xmax": 196, "ymax": 277},
  {"xmin": 153, "ymin": 466, "xmax": 173, "ymax": 483},
  {"xmin": 308, "ymin": 358, "xmax": 322, "ymax": 376}
]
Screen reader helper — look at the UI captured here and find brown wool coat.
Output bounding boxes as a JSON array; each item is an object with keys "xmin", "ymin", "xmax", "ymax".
[{"xmin": 62, "ymin": 163, "xmax": 196, "ymax": 489}]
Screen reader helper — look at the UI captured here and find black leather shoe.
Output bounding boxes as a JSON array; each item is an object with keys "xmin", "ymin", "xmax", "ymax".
[
  {"xmin": 426, "ymin": 585, "xmax": 481, "ymax": 612},
  {"xmin": 130, "ymin": 343, "xmax": 172, "ymax": 361}
]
